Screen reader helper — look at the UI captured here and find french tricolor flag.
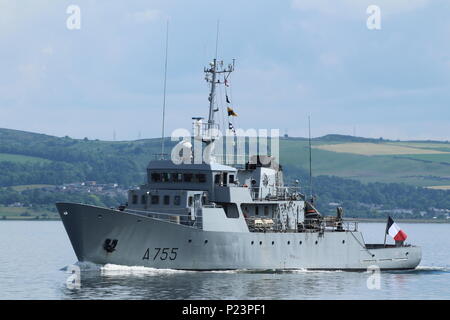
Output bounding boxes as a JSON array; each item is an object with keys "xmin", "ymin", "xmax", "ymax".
[{"xmin": 386, "ymin": 216, "xmax": 408, "ymax": 241}]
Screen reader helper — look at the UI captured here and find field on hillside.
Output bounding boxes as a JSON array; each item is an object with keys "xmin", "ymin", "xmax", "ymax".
[
  {"xmin": 426, "ymin": 185, "xmax": 450, "ymax": 190},
  {"xmin": 11, "ymin": 184, "xmax": 54, "ymax": 192},
  {"xmin": 313, "ymin": 142, "xmax": 450, "ymax": 156},
  {"xmin": 0, "ymin": 153, "xmax": 50, "ymax": 164},
  {"xmin": 386, "ymin": 142, "xmax": 450, "ymax": 151},
  {"xmin": 279, "ymin": 139, "xmax": 450, "ymax": 187}
]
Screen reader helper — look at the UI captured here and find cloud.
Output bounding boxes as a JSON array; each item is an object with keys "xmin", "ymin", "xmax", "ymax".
[
  {"xmin": 319, "ymin": 52, "xmax": 340, "ymax": 66},
  {"xmin": 1, "ymin": 0, "xmax": 449, "ymax": 141},
  {"xmin": 129, "ymin": 9, "xmax": 165, "ymax": 24},
  {"xmin": 18, "ymin": 63, "xmax": 46, "ymax": 86},
  {"xmin": 291, "ymin": 0, "xmax": 430, "ymax": 17},
  {"xmin": 0, "ymin": 0, "xmax": 57, "ymax": 33},
  {"xmin": 41, "ymin": 46, "xmax": 54, "ymax": 56}
]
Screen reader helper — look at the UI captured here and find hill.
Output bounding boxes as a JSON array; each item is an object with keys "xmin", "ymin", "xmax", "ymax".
[
  {"xmin": 1, "ymin": 128, "xmax": 450, "ymax": 220},
  {"xmin": 2, "ymin": 128, "xmax": 450, "ymax": 188},
  {"xmin": 280, "ymin": 136, "xmax": 450, "ymax": 187}
]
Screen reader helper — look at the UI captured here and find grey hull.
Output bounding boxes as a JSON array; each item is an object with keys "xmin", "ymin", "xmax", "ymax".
[{"xmin": 57, "ymin": 202, "xmax": 421, "ymax": 270}]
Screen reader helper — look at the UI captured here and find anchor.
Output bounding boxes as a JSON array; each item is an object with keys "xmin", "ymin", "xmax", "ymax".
[{"xmin": 103, "ymin": 239, "xmax": 118, "ymax": 253}]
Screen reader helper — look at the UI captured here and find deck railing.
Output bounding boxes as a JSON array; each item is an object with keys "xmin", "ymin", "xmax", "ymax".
[
  {"xmin": 124, "ymin": 208, "xmax": 203, "ymax": 229},
  {"xmin": 245, "ymin": 215, "xmax": 358, "ymax": 233},
  {"xmin": 249, "ymin": 186, "xmax": 303, "ymax": 201}
]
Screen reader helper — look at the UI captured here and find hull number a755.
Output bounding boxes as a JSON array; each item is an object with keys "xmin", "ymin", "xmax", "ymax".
[{"xmin": 142, "ymin": 248, "xmax": 178, "ymax": 261}]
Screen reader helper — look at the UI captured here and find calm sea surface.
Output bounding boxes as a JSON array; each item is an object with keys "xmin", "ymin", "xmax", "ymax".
[{"xmin": 0, "ymin": 221, "xmax": 449, "ymax": 300}]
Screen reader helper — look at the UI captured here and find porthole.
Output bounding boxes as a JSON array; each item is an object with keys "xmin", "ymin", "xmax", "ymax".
[
  {"xmin": 299, "ymin": 241, "xmax": 302, "ymax": 245},
  {"xmin": 188, "ymin": 239, "xmax": 192, "ymax": 243},
  {"xmin": 287, "ymin": 241, "xmax": 290, "ymax": 245},
  {"xmin": 272, "ymin": 241, "xmax": 275, "ymax": 245},
  {"xmin": 204, "ymin": 240, "xmax": 208, "ymax": 244},
  {"xmin": 259, "ymin": 241, "xmax": 262, "ymax": 245},
  {"xmin": 315, "ymin": 240, "xmax": 318, "ymax": 245},
  {"xmin": 342, "ymin": 240, "xmax": 345, "ymax": 244},
  {"xmin": 251, "ymin": 241, "xmax": 254, "ymax": 245}
]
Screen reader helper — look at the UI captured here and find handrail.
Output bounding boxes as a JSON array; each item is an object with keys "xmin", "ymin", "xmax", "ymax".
[
  {"xmin": 249, "ymin": 186, "xmax": 303, "ymax": 201},
  {"xmin": 124, "ymin": 207, "xmax": 203, "ymax": 229},
  {"xmin": 125, "ymin": 208, "xmax": 189, "ymax": 217}
]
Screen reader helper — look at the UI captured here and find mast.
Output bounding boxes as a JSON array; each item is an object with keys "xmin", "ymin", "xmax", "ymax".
[
  {"xmin": 203, "ymin": 60, "xmax": 235, "ymax": 135},
  {"xmin": 160, "ymin": 21, "xmax": 169, "ymax": 159},
  {"xmin": 209, "ymin": 20, "xmax": 220, "ymax": 128},
  {"xmin": 196, "ymin": 22, "xmax": 235, "ymax": 163},
  {"xmin": 207, "ymin": 59, "xmax": 218, "ymax": 129}
]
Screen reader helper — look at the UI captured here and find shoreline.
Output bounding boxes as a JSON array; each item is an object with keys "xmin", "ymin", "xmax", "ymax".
[
  {"xmin": 345, "ymin": 218, "xmax": 450, "ymax": 224},
  {"xmin": 0, "ymin": 217, "xmax": 60, "ymax": 221},
  {"xmin": 1, "ymin": 217, "xmax": 449, "ymax": 223}
]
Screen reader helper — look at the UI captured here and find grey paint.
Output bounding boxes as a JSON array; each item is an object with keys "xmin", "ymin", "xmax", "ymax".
[{"xmin": 56, "ymin": 202, "xmax": 421, "ymax": 270}]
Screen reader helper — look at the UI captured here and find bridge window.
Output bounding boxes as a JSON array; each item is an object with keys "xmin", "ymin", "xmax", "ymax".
[
  {"xmin": 151, "ymin": 172, "xmax": 206, "ymax": 183},
  {"xmin": 229, "ymin": 175, "xmax": 235, "ymax": 184},
  {"xmin": 264, "ymin": 206, "xmax": 269, "ymax": 216},
  {"xmin": 164, "ymin": 195, "xmax": 170, "ymax": 205},
  {"xmin": 255, "ymin": 206, "xmax": 259, "ymax": 215},
  {"xmin": 151, "ymin": 172, "xmax": 161, "ymax": 182},
  {"xmin": 151, "ymin": 195, "xmax": 159, "ymax": 205},
  {"xmin": 195, "ymin": 174, "xmax": 206, "ymax": 183},
  {"xmin": 184, "ymin": 173, "xmax": 193, "ymax": 182},
  {"xmin": 141, "ymin": 195, "xmax": 147, "ymax": 205},
  {"xmin": 172, "ymin": 173, "xmax": 183, "ymax": 182},
  {"xmin": 174, "ymin": 195, "xmax": 181, "ymax": 206},
  {"xmin": 214, "ymin": 174, "xmax": 221, "ymax": 185},
  {"xmin": 132, "ymin": 194, "xmax": 138, "ymax": 205}
]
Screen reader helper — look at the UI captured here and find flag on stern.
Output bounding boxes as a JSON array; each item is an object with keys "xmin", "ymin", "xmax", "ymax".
[{"xmin": 386, "ymin": 216, "xmax": 408, "ymax": 241}]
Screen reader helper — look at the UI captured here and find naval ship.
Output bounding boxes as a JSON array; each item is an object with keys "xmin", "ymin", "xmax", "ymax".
[{"xmin": 56, "ymin": 58, "xmax": 421, "ymax": 270}]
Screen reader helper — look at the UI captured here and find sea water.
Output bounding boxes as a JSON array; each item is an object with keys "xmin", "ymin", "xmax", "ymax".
[{"xmin": 0, "ymin": 221, "xmax": 448, "ymax": 299}]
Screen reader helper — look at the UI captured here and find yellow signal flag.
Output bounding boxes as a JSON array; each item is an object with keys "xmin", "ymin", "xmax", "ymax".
[{"xmin": 227, "ymin": 107, "xmax": 238, "ymax": 117}]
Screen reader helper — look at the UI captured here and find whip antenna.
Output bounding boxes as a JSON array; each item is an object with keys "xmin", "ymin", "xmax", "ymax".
[
  {"xmin": 160, "ymin": 20, "xmax": 169, "ymax": 159},
  {"xmin": 215, "ymin": 20, "xmax": 220, "ymax": 60},
  {"xmin": 308, "ymin": 115, "xmax": 313, "ymax": 201}
]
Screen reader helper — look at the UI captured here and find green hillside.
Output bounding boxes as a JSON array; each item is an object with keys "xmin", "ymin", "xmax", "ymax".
[
  {"xmin": 280, "ymin": 137, "xmax": 450, "ymax": 187},
  {"xmin": 1, "ymin": 128, "xmax": 450, "ymax": 188},
  {"xmin": 0, "ymin": 128, "xmax": 173, "ymax": 187},
  {"xmin": 1, "ymin": 128, "xmax": 450, "ymax": 220}
]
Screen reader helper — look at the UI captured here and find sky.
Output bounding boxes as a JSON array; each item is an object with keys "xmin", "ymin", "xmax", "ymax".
[{"xmin": 1, "ymin": 0, "xmax": 450, "ymax": 141}]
